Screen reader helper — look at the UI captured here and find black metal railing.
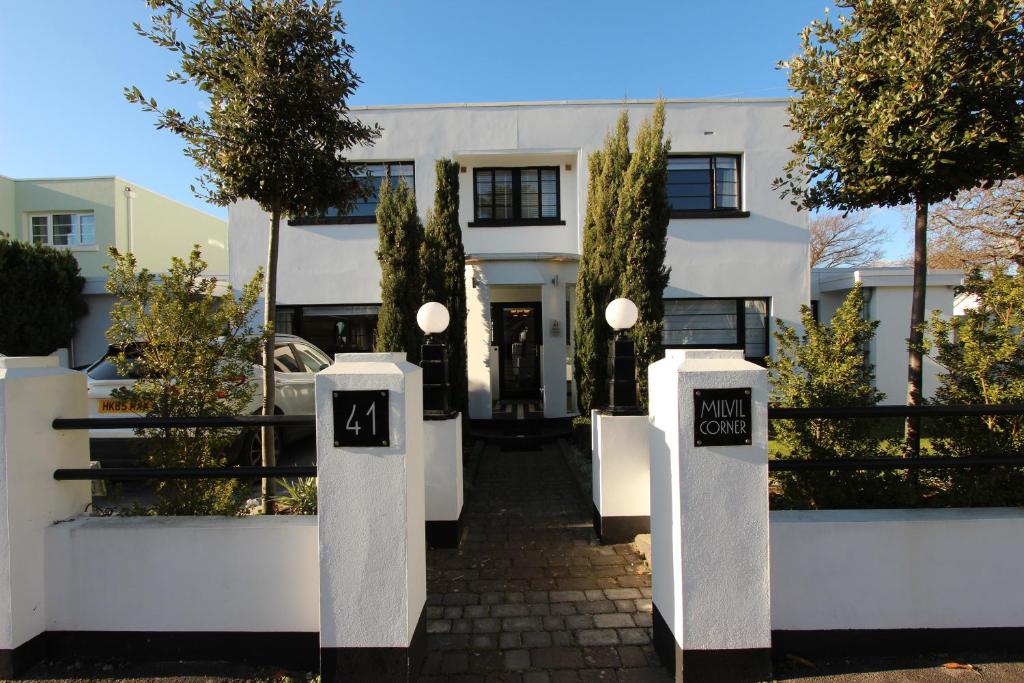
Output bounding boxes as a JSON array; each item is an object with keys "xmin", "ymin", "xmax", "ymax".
[
  {"xmin": 767, "ymin": 403, "xmax": 1024, "ymax": 472},
  {"xmin": 52, "ymin": 414, "xmax": 316, "ymax": 482}
]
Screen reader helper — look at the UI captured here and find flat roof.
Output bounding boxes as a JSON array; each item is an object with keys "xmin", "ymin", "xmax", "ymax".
[{"xmin": 350, "ymin": 97, "xmax": 788, "ymax": 112}]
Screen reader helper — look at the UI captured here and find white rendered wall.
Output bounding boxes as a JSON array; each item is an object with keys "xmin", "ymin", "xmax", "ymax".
[
  {"xmin": 0, "ymin": 358, "xmax": 91, "ymax": 651},
  {"xmin": 771, "ymin": 508, "xmax": 1024, "ymax": 631},
  {"xmin": 593, "ymin": 413, "xmax": 650, "ymax": 518},
  {"xmin": 45, "ymin": 516, "xmax": 318, "ymax": 632},
  {"xmin": 424, "ymin": 417, "xmax": 463, "ymax": 522},
  {"xmin": 868, "ymin": 286, "xmax": 955, "ymax": 404}
]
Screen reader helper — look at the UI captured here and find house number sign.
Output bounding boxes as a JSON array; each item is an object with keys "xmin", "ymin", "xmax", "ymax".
[
  {"xmin": 693, "ymin": 388, "xmax": 751, "ymax": 447},
  {"xmin": 333, "ymin": 390, "xmax": 390, "ymax": 447}
]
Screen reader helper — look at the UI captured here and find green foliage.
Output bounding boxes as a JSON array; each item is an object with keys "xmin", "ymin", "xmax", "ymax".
[
  {"xmin": 272, "ymin": 477, "xmax": 317, "ymax": 514},
  {"xmin": 571, "ymin": 415, "xmax": 592, "ymax": 456},
  {"xmin": 769, "ymin": 285, "xmax": 910, "ymax": 508},
  {"xmin": 127, "ymin": 0, "xmax": 379, "ymax": 217},
  {"xmin": 105, "ymin": 246, "xmax": 266, "ymax": 516},
  {"xmin": 0, "ymin": 237, "xmax": 88, "ymax": 356},
  {"xmin": 422, "ymin": 159, "xmax": 468, "ymax": 413},
  {"xmin": 375, "ymin": 178, "xmax": 423, "ymax": 361},
  {"xmin": 926, "ymin": 268, "xmax": 1024, "ymax": 505},
  {"xmin": 575, "ymin": 112, "xmax": 630, "ymax": 412},
  {"xmin": 777, "ymin": 0, "xmax": 1024, "ymax": 212},
  {"xmin": 619, "ymin": 101, "xmax": 672, "ymax": 408}
]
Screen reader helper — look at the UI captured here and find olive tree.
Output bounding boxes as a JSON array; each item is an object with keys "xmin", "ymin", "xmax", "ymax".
[
  {"xmin": 127, "ymin": 0, "xmax": 379, "ymax": 510},
  {"xmin": 777, "ymin": 0, "xmax": 1024, "ymax": 454}
]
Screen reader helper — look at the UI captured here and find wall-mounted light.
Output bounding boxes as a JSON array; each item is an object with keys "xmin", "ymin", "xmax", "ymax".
[
  {"xmin": 565, "ymin": 163, "xmax": 573, "ymax": 171},
  {"xmin": 551, "ymin": 274, "xmax": 559, "ymax": 286},
  {"xmin": 459, "ymin": 166, "xmax": 467, "ymax": 173}
]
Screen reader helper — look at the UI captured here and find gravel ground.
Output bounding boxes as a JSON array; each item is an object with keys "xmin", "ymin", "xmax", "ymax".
[{"xmin": 773, "ymin": 651, "xmax": 1024, "ymax": 681}]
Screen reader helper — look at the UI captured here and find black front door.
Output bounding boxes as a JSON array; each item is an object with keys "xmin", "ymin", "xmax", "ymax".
[{"xmin": 492, "ymin": 302, "xmax": 542, "ymax": 399}]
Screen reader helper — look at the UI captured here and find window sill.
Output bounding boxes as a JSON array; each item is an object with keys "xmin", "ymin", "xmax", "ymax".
[
  {"xmin": 49, "ymin": 244, "xmax": 99, "ymax": 252},
  {"xmin": 288, "ymin": 215, "xmax": 376, "ymax": 226},
  {"xmin": 468, "ymin": 219, "xmax": 566, "ymax": 228},
  {"xmin": 670, "ymin": 210, "xmax": 750, "ymax": 219}
]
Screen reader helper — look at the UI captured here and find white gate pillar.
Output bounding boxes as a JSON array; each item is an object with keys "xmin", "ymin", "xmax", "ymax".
[
  {"xmin": 592, "ymin": 409, "xmax": 650, "ymax": 544},
  {"xmin": 0, "ymin": 357, "xmax": 91, "ymax": 677},
  {"xmin": 647, "ymin": 349, "xmax": 771, "ymax": 682},
  {"xmin": 315, "ymin": 353, "xmax": 426, "ymax": 682}
]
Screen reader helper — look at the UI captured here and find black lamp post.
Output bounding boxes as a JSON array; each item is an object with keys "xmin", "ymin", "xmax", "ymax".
[
  {"xmin": 605, "ymin": 297, "xmax": 641, "ymax": 415},
  {"xmin": 417, "ymin": 302, "xmax": 455, "ymax": 418}
]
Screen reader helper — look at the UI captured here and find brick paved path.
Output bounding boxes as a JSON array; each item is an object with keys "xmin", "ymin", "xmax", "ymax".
[{"xmin": 419, "ymin": 442, "xmax": 670, "ymax": 683}]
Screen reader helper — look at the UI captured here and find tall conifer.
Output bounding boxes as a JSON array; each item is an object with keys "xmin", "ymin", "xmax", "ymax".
[
  {"xmin": 618, "ymin": 101, "xmax": 671, "ymax": 407},
  {"xmin": 375, "ymin": 178, "xmax": 423, "ymax": 361},
  {"xmin": 422, "ymin": 159, "xmax": 468, "ymax": 413},
  {"xmin": 575, "ymin": 112, "xmax": 630, "ymax": 412}
]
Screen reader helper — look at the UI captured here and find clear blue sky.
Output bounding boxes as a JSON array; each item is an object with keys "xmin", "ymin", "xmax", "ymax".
[{"xmin": 0, "ymin": 0, "xmax": 910, "ymax": 259}]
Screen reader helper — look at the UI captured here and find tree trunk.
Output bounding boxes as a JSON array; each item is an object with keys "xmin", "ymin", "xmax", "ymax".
[
  {"xmin": 261, "ymin": 206, "xmax": 281, "ymax": 514},
  {"xmin": 904, "ymin": 198, "xmax": 928, "ymax": 457}
]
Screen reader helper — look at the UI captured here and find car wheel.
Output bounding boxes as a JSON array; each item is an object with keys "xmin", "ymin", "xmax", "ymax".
[{"xmin": 240, "ymin": 427, "xmax": 281, "ymax": 467}]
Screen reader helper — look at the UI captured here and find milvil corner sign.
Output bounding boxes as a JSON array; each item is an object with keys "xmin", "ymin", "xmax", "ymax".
[{"xmin": 693, "ymin": 388, "xmax": 752, "ymax": 447}]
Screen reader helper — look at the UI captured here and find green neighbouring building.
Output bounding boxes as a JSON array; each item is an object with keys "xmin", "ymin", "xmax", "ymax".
[{"xmin": 0, "ymin": 174, "xmax": 228, "ymax": 366}]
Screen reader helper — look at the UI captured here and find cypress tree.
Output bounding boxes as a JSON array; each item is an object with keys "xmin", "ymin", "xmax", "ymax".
[
  {"xmin": 422, "ymin": 159, "xmax": 469, "ymax": 413},
  {"xmin": 575, "ymin": 112, "xmax": 630, "ymax": 412},
  {"xmin": 618, "ymin": 101, "xmax": 671, "ymax": 408},
  {"xmin": 375, "ymin": 177, "xmax": 423, "ymax": 361}
]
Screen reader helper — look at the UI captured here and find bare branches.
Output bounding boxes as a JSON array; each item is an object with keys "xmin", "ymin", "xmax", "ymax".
[
  {"xmin": 809, "ymin": 212, "xmax": 887, "ymax": 268},
  {"xmin": 927, "ymin": 178, "xmax": 1024, "ymax": 270}
]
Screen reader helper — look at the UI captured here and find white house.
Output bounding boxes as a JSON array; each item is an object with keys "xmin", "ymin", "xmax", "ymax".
[
  {"xmin": 229, "ymin": 99, "xmax": 810, "ymax": 419},
  {"xmin": 811, "ymin": 267, "xmax": 964, "ymax": 404}
]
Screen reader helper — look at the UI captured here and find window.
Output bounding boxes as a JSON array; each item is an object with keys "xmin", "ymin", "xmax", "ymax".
[
  {"xmin": 289, "ymin": 162, "xmax": 414, "ymax": 225},
  {"xmin": 471, "ymin": 167, "xmax": 563, "ymax": 226},
  {"xmin": 663, "ymin": 297, "xmax": 769, "ymax": 363},
  {"xmin": 30, "ymin": 213, "xmax": 95, "ymax": 247},
  {"xmin": 666, "ymin": 155, "xmax": 747, "ymax": 218},
  {"xmin": 276, "ymin": 304, "xmax": 380, "ymax": 356}
]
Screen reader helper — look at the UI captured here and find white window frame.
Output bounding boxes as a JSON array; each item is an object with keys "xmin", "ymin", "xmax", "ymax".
[{"xmin": 28, "ymin": 212, "xmax": 96, "ymax": 248}]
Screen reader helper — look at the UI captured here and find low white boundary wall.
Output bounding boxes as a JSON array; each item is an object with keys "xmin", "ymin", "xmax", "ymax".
[
  {"xmin": 771, "ymin": 508, "xmax": 1024, "ymax": 631},
  {"xmin": 46, "ymin": 516, "xmax": 318, "ymax": 632}
]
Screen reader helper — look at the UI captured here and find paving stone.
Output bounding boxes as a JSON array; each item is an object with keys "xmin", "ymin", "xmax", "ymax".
[
  {"xmin": 493, "ymin": 603, "xmax": 531, "ymax": 617},
  {"xmin": 531, "ymin": 646, "xmax": 585, "ymax": 669},
  {"xmin": 576, "ymin": 629, "xmax": 620, "ymax": 646},
  {"xmin": 465, "ymin": 604, "xmax": 491, "ymax": 618},
  {"xmin": 523, "ymin": 673, "xmax": 551, "ymax": 683},
  {"xmin": 550, "ymin": 602, "xmax": 578, "ymax": 616},
  {"xmin": 505, "ymin": 649, "xmax": 531, "ymax": 670},
  {"xmin": 593, "ymin": 613, "xmax": 635, "ymax": 629},
  {"xmin": 427, "ymin": 619, "xmax": 453, "ymax": 634},
  {"xmin": 550, "ymin": 590, "xmax": 586, "ymax": 602},
  {"xmin": 474, "ymin": 617, "xmax": 501, "ymax": 633},
  {"xmin": 443, "ymin": 652, "xmax": 470, "ymax": 673},
  {"xmin": 522, "ymin": 630, "xmax": 553, "ymax": 647},
  {"xmin": 565, "ymin": 614, "xmax": 595, "ymax": 630},
  {"xmin": 576, "ymin": 600, "xmax": 617, "ymax": 614},
  {"xmin": 604, "ymin": 588, "xmax": 643, "ymax": 600},
  {"xmin": 633, "ymin": 612, "xmax": 652, "ymax": 627},
  {"xmin": 551, "ymin": 630, "xmax": 574, "ymax": 646},
  {"xmin": 499, "ymin": 632, "xmax": 523, "ymax": 649},
  {"xmin": 618, "ymin": 645, "xmax": 648, "ymax": 668},
  {"xmin": 617, "ymin": 628, "xmax": 651, "ymax": 645},
  {"xmin": 502, "ymin": 616, "xmax": 544, "ymax": 632},
  {"xmin": 426, "ymin": 605, "xmax": 444, "ymax": 619},
  {"xmin": 582, "ymin": 646, "xmax": 621, "ymax": 669}
]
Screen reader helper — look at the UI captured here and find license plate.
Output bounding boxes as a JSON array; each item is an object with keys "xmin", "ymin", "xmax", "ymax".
[{"xmin": 98, "ymin": 399, "xmax": 147, "ymax": 414}]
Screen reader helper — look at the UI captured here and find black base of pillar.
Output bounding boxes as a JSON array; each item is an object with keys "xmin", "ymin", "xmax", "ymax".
[
  {"xmin": 653, "ymin": 604, "xmax": 772, "ymax": 682},
  {"xmin": 592, "ymin": 503, "xmax": 649, "ymax": 545},
  {"xmin": 426, "ymin": 509, "xmax": 464, "ymax": 549},
  {"xmin": 0, "ymin": 632, "xmax": 46, "ymax": 679},
  {"xmin": 321, "ymin": 605, "xmax": 426, "ymax": 682}
]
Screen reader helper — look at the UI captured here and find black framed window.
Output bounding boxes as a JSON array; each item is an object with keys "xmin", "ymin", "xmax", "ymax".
[
  {"xmin": 662, "ymin": 297, "xmax": 769, "ymax": 363},
  {"xmin": 289, "ymin": 162, "xmax": 414, "ymax": 225},
  {"xmin": 471, "ymin": 167, "xmax": 563, "ymax": 226},
  {"xmin": 666, "ymin": 155, "xmax": 748, "ymax": 218}
]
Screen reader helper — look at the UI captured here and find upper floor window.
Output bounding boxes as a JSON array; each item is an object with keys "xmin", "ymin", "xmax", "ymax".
[
  {"xmin": 31, "ymin": 212, "xmax": 95, "ymax": 247},
  {"xmin": 289, "ymin": 161, "xmax": 414, "ymax": 226},
  {"xmin": 667, "ymin": 155, "xmax": 747, "ymax": 218},
  {"xmin": 663, "ymin": 297, "xmax": 769, "ymax": 363},
  {"xmin": 471, "ymin": 167, "xmax": 564, "ymax": 227}
]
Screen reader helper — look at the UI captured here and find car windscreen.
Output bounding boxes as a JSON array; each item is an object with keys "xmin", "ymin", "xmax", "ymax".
[{"xmin": 86, "ymin": 349, "xmax": 141, "ymax": 380}]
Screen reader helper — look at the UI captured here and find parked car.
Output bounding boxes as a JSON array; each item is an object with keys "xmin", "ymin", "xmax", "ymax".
[{"xmin": 85, "ymin": 333, "xmax": 331, "ymax": 467}]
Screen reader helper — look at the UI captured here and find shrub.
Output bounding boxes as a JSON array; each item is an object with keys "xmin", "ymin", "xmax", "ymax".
[
  {"xmin": 768, "ymin": 284, "xmax": 910, "ymax": 508},
  {"xmin": 926, "ymin": 268, "xmax": 1024, "ymax": 506},
  {"xmin": 571, "ymin": 415, "xmax": 592, "ymax": 456},
  {"xmin": 273, "ymin": 477, "xmax": 317, "ymax": 514},
  {"xmin": 375, "ymin": 178, "xmax": 423, "ymax": 361},
  {"xmin": 105, "ymin": 246, "xmax": 266, "ymax": 516},
  {"xmin": 0, "ymin": 237, "xmax": 88, "ymax": 356}
]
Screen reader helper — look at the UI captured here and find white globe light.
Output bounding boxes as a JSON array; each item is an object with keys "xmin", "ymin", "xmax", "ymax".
[
  {"xmin": 417, "ymin": 301, "xmax": 450, "ymax": 335},
  {"xmin": 605, "ymin": 297, "xmax": 639, "ymax": 331}
]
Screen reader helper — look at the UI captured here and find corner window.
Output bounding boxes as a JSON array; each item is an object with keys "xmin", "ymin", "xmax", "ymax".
[
  {"xmin": 30, "ymin": 213, "xmax": 95, "ymax": 247},
  {"xmin": 667, "ymin": 155, "xmax": 746, "ymax": 218},
  {"xmin": 471, "ymin": 167, "xmax": 563, "ymax": 226},
  {"xmin": 290, "ymin": 162, "xmax": 414, "ymax": 226},
  {"xmin": 663, "ymin": 297, "xmax": 769, "ymax": 363}
]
